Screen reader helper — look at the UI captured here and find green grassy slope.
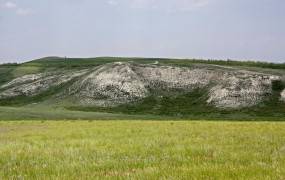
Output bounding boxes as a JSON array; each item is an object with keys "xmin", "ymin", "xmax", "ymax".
[
  {"xmin": 25, "ymin": 56, "xmax": 285, "ymax": 69},
  {"xmin": 0, "ymin": 106, "xmax": 169, "ymax": 121}
]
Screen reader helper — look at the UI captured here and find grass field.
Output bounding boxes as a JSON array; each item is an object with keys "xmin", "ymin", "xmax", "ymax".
[{"xmin": 0, "ymin": 121, "xmax": 284, "ymax": 179}]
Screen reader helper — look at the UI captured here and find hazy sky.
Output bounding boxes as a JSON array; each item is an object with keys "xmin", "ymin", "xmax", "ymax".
[{"xmin": 0, "ymin": 0, "xmax": 285, "ymax": 63}]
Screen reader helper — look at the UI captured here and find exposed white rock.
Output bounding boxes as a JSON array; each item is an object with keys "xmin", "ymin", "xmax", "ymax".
[
  {"xmin": 281, "ymin": 89, "xmax": 285, "ymax": 102},
  {"xmin": 1, "ymin": 74, "xmax": 43, "ymax": 89},
  {"xmin": 69, "ymin": 63, "xmax": 147, "ymax": 106},
  {"xmin": 134, "ymin": 65, "xmax": 220, "ymax": 90},
  {"xmin": 207, "ymin": 72, "xmax": 278, "ymax": 108},
  {"xmin": 0, "ymin": 70, "xmax": 88, "ymax": 98}
]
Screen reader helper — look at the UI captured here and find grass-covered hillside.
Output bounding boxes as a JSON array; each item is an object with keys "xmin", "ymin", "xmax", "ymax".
[{"xmin": 0, "ymin": 57, "xmax": 284, "ymax": 121}]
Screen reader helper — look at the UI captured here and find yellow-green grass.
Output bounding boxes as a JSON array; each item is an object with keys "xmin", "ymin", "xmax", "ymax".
[
  {"xmin": 11, "ymin": 66, "xmax": 41, "ymax": 77},
  {"xmin": 0, "ymin": 121, "xmax": 284, "ymax": 179}
]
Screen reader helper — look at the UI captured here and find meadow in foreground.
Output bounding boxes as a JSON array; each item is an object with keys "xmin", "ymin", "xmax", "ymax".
[{"xmin": 0, "ymin": 121, "xmax": 284, "ymax": 179}]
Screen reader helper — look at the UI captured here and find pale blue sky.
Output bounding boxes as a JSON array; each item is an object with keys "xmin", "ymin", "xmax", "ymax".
[{"xmin": 0, "ymin": 0, "xmax": 285, "ymax": 63}]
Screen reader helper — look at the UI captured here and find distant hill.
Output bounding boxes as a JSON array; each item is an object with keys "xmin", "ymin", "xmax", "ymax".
[{"xmin": 0, "ymin": 57, "xmax": 284, "ymax": 120}]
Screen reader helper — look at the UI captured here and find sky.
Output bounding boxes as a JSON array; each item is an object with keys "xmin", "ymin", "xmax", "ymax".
[{"xmin": 0, "ymin": 0, "xmax": 285, "ymax": 63}]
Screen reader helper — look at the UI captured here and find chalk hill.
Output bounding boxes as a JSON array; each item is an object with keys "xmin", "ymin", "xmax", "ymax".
[{"xmin": 0, "ymin": 57, "xmax": 284, "ymax": 119}]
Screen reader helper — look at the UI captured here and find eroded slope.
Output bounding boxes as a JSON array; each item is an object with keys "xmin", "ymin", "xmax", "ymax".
[{"xmin": 0, "ymin": 62, "xmax": 283, "ymax": 109}]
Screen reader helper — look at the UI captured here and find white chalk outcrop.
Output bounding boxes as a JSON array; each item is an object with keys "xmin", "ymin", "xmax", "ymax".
[
  {"xmin": 134, "ymin": 65, "xmax": 219, "ymax": 90},
  {"xmin": 1, "ymin": 74, "xmax": 43, "ymax": 89},
  {"xmin": 0, "ymin": 70, "xmax": 88, "ymax": 98},
  {"xmin": 281, "ymin": 89, "xmax": 285, "ymax": 102},
  {"xmin": 68, "ymin": 63, "xmax": 148, "ymax": 106},
  {"xmin": 207, "ymin": 74, "xmax": 276, "ymax": 108},
  {"xmin": 0, "ymin": 62, "xmax": 282, "ymax": 108}
]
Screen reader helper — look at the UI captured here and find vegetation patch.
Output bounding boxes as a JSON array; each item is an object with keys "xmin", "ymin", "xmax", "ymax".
[{"xmin": 67, "ymin": 88, "xmax": 285, "ymax": 121}]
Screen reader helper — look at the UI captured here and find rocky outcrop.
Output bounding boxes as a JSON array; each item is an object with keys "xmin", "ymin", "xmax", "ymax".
[
  {"xmin": 1, "ymin": 74, "xmax": 43, "ymax": 89},
  {"xmin": 134, "ymin": 65, "xmax": 219, "ymax": 90},
  {"xmin": 0, "ymin": 62, "xmax": 281, "ymax": 108},
  {"xmin": 0, "ymin": 70, "xmax": 88, "ymax": 98},
  {"xmin": 68, "ymin": 63, "xmax": 147, "ymax": 106},
  {"xmin": 207, "ymin": 73, "xmax": 277, "ymax": 108},
  {"xmin": 281, "ymin": 89, "xmax": 285, "ymax": 102}
]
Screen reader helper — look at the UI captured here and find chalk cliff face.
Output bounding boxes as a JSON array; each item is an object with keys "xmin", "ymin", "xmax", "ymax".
[
  {"xmin": 0, "ymin": 62, "xmax": 282, "ymax": 108},
  {"xmin": 207, "ymin": 73, "xmax": 278, "ymax": 108},
  {"xmin": 68, "ymin": 63, "xmax": 148, "ymax": 106}
]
